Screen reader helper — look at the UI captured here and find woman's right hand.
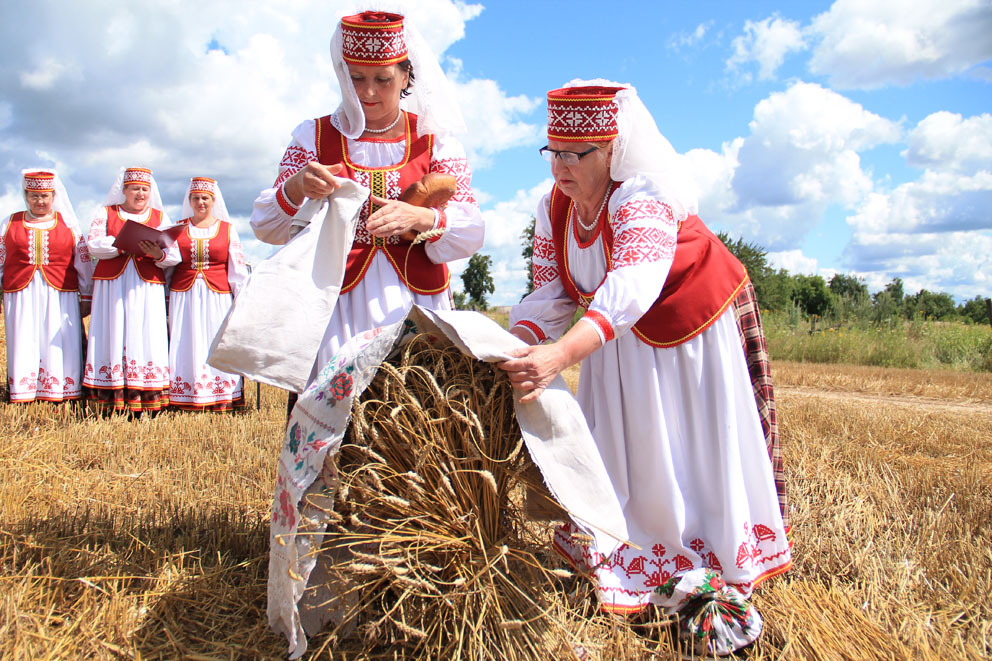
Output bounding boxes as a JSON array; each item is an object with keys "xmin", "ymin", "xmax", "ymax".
[{"xmin": 283, "ymin": 162, "xmax": 345, "ymax": 205}]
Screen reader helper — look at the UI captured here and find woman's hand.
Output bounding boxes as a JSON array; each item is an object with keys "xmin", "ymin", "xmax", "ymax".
[
  {"xmin": 366, "ymin": 195, "xmax": 435, "ymax": 240},
  {"xmin": 498, "ymin": 344, "xmax": 569, "ymax": 404},
  {"xmin": 283, "ymin": 162, "xmax": 345, "ymax": 205},
  {"xmin": 138, "ymin": 240, "xmax": 164, "ymax": 261}
]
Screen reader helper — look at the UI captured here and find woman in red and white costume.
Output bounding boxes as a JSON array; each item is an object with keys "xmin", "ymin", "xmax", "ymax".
[
  {"xmin": 249, "ymin": 10, "xmax": 483, "ymax": 386},
  {"xmin": 1, "ymin": 170, "xmax": 92, "ymax": 403},
  {"xmin": 85, "ymin": 166, "xmax": 178, "ymax": 413},
  {"xmin": 499, "ymin": 83, "xmax": 791, "ymax": 656},
  {"xmin": 168, "ymin": 177, "xmax": 248, "ymax": 411}
]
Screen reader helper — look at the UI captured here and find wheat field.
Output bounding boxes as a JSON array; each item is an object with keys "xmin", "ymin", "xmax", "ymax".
[{"xmin": 1, "ymin": 315, "xmax": 990, "ymax": 659}]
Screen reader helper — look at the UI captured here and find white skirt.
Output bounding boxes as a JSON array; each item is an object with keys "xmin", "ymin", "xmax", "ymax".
[
  {"xmin": 168, "ymin": 279, "xmax": 242, "ymax": 407},
  {"xmin": 554, "ymin": 309, "xmax": 791, "ymax": 612},
  {"xmin": 3, "ymin": 272, "xmax": 84, "ymax": 402},
  {"xmin": 84, "ymin": 263, "xmax": 170, "ymax": 391},
  {"xmin": 311, "ymin": 252, "xmax": 450, "ymax": 383}
]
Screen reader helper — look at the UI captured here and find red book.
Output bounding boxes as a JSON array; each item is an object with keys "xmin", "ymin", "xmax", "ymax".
[{"xmin": 112, "ymin": 220, "xmax": 185, "ymax": 254}]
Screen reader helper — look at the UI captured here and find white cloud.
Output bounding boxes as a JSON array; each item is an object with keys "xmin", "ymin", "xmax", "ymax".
[
  {"xmin": 903, "ymin": 111, "xmax": 992, "ymax": 174},
  {"xmin": 726, "ymin": 15, "xmax": 806, "ymax": 82},
  {"xmin": 808, "ymin": 0, "xmax": 992, "ymax": 89},
  {"xmin": 768, "ymin": 249, "xmax": 819, "ymax": 275},
  {"xmin": 670, "ymin": 21, "xmax": 714, "ymax": 51}
]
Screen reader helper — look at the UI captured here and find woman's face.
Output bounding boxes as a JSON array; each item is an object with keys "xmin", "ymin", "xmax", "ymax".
[
  {"xmin": 26, "ymin": 190, "xmax": 54, "ymax": 217},
  {"xmin": 121, "ymin": 183, "xmax": 150, "ymax": 213},
  {"xmin": 189, "ymin": 192, "xmax": 215, "ymax": 219},
  {"xmin": 348, "ymin": 63, "xmax": 408, "ymax": 128},
  {"xmin": 547, "ymin": 139, "xmax": 613, "ymax": 201}
]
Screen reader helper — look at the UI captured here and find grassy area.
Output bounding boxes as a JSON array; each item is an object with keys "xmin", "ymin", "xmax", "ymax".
[{"xmin": 764, "ymin": 311, "xmax": 992, "ymax": 372}]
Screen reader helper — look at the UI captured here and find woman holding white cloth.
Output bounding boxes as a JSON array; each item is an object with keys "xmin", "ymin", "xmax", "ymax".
[{"xmin": 249, "ymin": 10, "xmax": 484, "ymax": 387}]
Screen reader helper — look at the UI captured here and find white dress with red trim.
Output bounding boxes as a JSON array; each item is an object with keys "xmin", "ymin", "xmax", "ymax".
[
  {"xmin": 0, "ymin": 213, "xmax": 92, "ymax": 402},
  {"xmin": 510, "ymin": 176, "xmax": 791, "ymax": 617},
  {"xmin": 84, "ymin": 207, "xmax": 179, "ymax": 403},
  {"xmin": 168, "ymin": 221, "xmax": 249, "ymax": 409},
  {"xmin": 250, "ymin": 113, "xmax": 484, "ymax": 386}
]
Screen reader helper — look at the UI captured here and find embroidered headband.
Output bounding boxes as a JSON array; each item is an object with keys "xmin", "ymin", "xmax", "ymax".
[
  {"xmin": 340, "ymin": 11, "xmax": 407, "ymax": 66},
  {"xmin": 23, "ymin": 171, "xmax": 56, "ymax": 193},
  {"xmin": 122, "ymin": 167, "xmax": 153, "ymax": 187},
  {"xmin": 546, "ymin": 86, "xmax": 624, "ymax": 142},
  {"xmin": 189, "ymin": 176, "xmax": 216, "ymax": 197}
]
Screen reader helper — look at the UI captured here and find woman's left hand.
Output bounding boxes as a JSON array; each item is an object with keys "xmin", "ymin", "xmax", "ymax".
[
  {"xmin": 366, "ymin": 195, "xmax": 435, "ymax": 241},
  {"xmin": 138, "ymin": 240, "xmax": 165, "ymax": 261}
]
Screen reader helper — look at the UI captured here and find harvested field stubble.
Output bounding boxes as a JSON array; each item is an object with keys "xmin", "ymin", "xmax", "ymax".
[{"xmin": 0, "ymin": 311, "xmax": 989, "ymax": 659}]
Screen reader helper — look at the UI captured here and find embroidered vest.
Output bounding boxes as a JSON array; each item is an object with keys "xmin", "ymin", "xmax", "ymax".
[
  {"xmin": 549, "ymin": 184, "xmax": 749, "ymax": 348},
  {"xmin": 92, "ymin": 206, "xmax": 167, "ymax": 284},
  {"xmin": 314, "ymin": 112, "xmax": 449, "ymax": 295},
  {"xmin": 169, "ymin": 220, "xmax": 233, "ymax": 294},
  {"xmin": 2, "ymin": 212, "xmax": 80, "ymax": 292}
]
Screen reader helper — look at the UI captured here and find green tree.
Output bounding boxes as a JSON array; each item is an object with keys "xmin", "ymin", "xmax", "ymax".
[
  {"xmin": 791, "ymin": 274, "xmax": 834, "ymax": 317},
  {"xmin": 717, "ymin": 232, "xmax": 772, "ymax": 305},
  {"xmin": 828, "ymin": 273, "xmax": 869, "ymax": 303},
  {"xmin": 521, "ymin": 216, "xmax": 536, "ymax": 297},
  {"xmin": 904, "ymin": 289, "xmax": 957, "ymax": 320},
  {"xmin": 761, "ymin": 269, "xmax": 795, "ymax": 311},
  {"xmin": 959, "ymin": 295, "xmax": 992, "ymax": 325},
  {"xmin": 461, "ymin": 253, "xmax": 495, "ymax": 311}
]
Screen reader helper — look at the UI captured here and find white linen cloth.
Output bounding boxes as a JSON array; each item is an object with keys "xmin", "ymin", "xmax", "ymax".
[
  {"xmin": 208, "ymin": 179, "xmax": 368, "ymax": 393},
  {"xmin": 84, "ymin": 207, "xmax": 177, "ymax": 393},
  {"xmin": 511, "ymin": 177, "xmax": 791, "ymax": 620},
  {"xmin": 0, "ymin": 214, "xmax": 91, "ymax": 401},
  {"xmin": 168, "ymin": 222, "xmax": 249, "ymax": 407},
  {"xmin": 267, "ymin": 305, "xmax": 626, "ymax": 659},
  {"xmin": 246, "ymin": 120, "xmax": 484, "ymax": 389}
]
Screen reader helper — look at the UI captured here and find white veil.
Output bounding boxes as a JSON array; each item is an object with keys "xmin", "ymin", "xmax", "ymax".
[
  {"xmin": 179, "ymin": 178, "xmax": 231, "ymax": 222},
  {"xmin": 561, "ymin": 79, "xmax": 699, "ymax": 219},
  {"xmin": 19, "ymin": 168, "xmax": 82, "ymax": 233},
  {"xmin": 329, "ymin": 13, "xmax": 465, "ymax": 139}
]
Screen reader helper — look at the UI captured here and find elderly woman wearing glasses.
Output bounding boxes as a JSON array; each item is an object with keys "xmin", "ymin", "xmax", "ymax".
[{"xmin": 499, "ymin": 82, "xmax": 791, "ymax": 656}]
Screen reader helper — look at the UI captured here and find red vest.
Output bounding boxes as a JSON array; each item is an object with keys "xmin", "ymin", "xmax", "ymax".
[
  {"xmin": 549, "ymin": 184, "xmax": 748, "ymax": 348},
  {"xmin": 314, "ymin": 112, "xmax": 449, "ymax": 295},
  {"xmin": 2, "ymin": 211, "xmax": 80, "ymax": 292},
  {"xmin": 92, "ymin": 206, "xmax": 167, "ymax": 284},
  {"xmin": 169, "ymin": 220, "xmax": 233, "ymax": 294}
]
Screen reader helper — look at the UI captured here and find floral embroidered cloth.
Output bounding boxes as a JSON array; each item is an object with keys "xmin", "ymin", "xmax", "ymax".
[{"xmin": 266, "ymin": 305, "xmax": 627, "ymax": 659}]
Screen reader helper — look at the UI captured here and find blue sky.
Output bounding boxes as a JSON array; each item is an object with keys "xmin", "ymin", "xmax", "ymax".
[{"xmin": 2, "ymin": 0, "xmax": 990, "ymax": 305}]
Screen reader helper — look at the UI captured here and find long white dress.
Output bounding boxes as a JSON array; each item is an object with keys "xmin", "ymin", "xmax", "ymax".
[
  {"xmin": 0, "ymin": 214, "xmax": 92, "ymax": 402},
  {"xmin": 85, "ymin": 207, "xmax": 179, "ymax": 412},
  {"xmin": 168, "ymin": 221, "xmax": 249, "ymax": 410},
  {"xmin": 250, "ymin": 114, "xmax": 484, "ymax": 385},
  {"xmin": 511, "ymin": 176, "xmax": 791, "ymax": 649}
]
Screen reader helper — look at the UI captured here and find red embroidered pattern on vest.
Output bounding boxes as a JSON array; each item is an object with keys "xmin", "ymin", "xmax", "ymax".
[
  {"xmin": 532, "ymin": 264, "xmax": 558, "ymax": 291},
  {"xmin": 276, "ymin": 145, "xmax": 316, "ymax": 186},
  {"xmin": 430, "ymin": 157, "xmax": 477, "ymax": 205}
]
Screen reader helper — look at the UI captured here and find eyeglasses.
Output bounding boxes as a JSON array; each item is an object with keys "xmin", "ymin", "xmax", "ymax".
[{"xmin": 539, "ymin": 145, "xmax": 599, "ymax": 165}]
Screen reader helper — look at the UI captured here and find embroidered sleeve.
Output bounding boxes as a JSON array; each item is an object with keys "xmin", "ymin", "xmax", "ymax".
[
  {"xmin": 421, "ymin": 134, "xmax": 484, "ymax": 264},
  {"xmin": 250, "ymin": 120, "xmax": 318, "ymax": 245},
  {"xmin": 0, "ymin": 216, "xmax": 8, "ymax": 281},
  {"xmin": 73, "ymin": 230, "xmax": 94, "ymax": 299},
  {"xmin": 610, "ymin": 198, "xmax": 677, "ymax": 269},
  {"xmin": 227, "ymin": 225, "xmax": 250, "ymax": 296},
  {"xmin": 86, "ymin": 209, "xmax": 119, "ymax": 259},
  {"xmin": 275, "ymin": 144, "xmax": 317, "ymax": 187}
]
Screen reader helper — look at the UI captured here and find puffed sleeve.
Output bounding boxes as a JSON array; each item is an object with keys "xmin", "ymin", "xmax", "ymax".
[
  {"xmin": 421, "ymin": 133, "xmax": 485, "ymax": 263},
  {"xmin": 226, "ymin": 223, "xmax": 250, "ymax": 297},
  {"xmin": 86, "ymin": 207, "xmax": 119, "ymax": 260},
  {"xmin": 0, "ymin": 214, "xmax": 10, "ymax": 289},
  {"xmin": 577, "ymin": 175, "xmax": 679, "ymax": 344},
  {"xmin": 70, "ymin": 224, "xmax": 94, "ymax": 301},
  {"xmin": 508, "ymin": 192, "xmax": 579, "ymax": 343},
  {"xmin": 249, "ymin": 120, "xmax": 319, "ymax": 245}
]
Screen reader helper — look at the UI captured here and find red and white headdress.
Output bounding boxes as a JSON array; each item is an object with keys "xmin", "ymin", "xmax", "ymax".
[
  {"xmin": 189, "ymin": 176, "xmax": 217, "ymax": 197},
  {"xmin": 329, "ymin": 10, "xmax": 464, "ymax": 139},
  {"xmin": 340, "ymin": 11, "xmax": 407, "ymax": 66},
  {"xmin": 546, "ymin": 86, "xmax": 624, "ymax": 142},
  {"xmin": 122, "ymin": 167, "xmax": 154, "ymax": 187},
  {"xmin": 23, "ymin": 171, "xmax": 56, "ymax": 193}
]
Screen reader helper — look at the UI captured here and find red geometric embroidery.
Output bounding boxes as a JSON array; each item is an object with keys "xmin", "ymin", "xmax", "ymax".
[
  {"xmin": 613, "ymin": 198, "xmax": 676, "ymax": 229},
  {"xmin": 533, "ymin": 234, "xmax": 556, "ymax": 262},
  {"xmin": 532, "ymin": 263, "xmax": 558, "ymax": 291},
  {"xmin": 430, "ymin": 157, "xmax": 477, "ymax": 205},
  {"xmin": 612, "ymin": 227, "xmax": 675, "ymax": 268},
  {"xmin": 275, "ymin": 145, "xmax": 316, "ymax": 186}
]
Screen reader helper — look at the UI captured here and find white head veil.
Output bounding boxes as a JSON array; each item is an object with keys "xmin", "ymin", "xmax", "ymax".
[
  {"xmin": 20, "ymin": 168, "xmax": 82, "ymax": 233},
  {"xmin": 561, "ymin": 79, "xmax": 699, "ymax": 219},
  {"xmin": 102, "ymin": 166, "xmax": 169, "ymax": 221},
  {"xmin": 179, "ymin": 178, "xmax": 231, "ymax": 222},
  {"xmin": 329, "ymin": 12, "xmax": 465, "ymax": 139}
]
